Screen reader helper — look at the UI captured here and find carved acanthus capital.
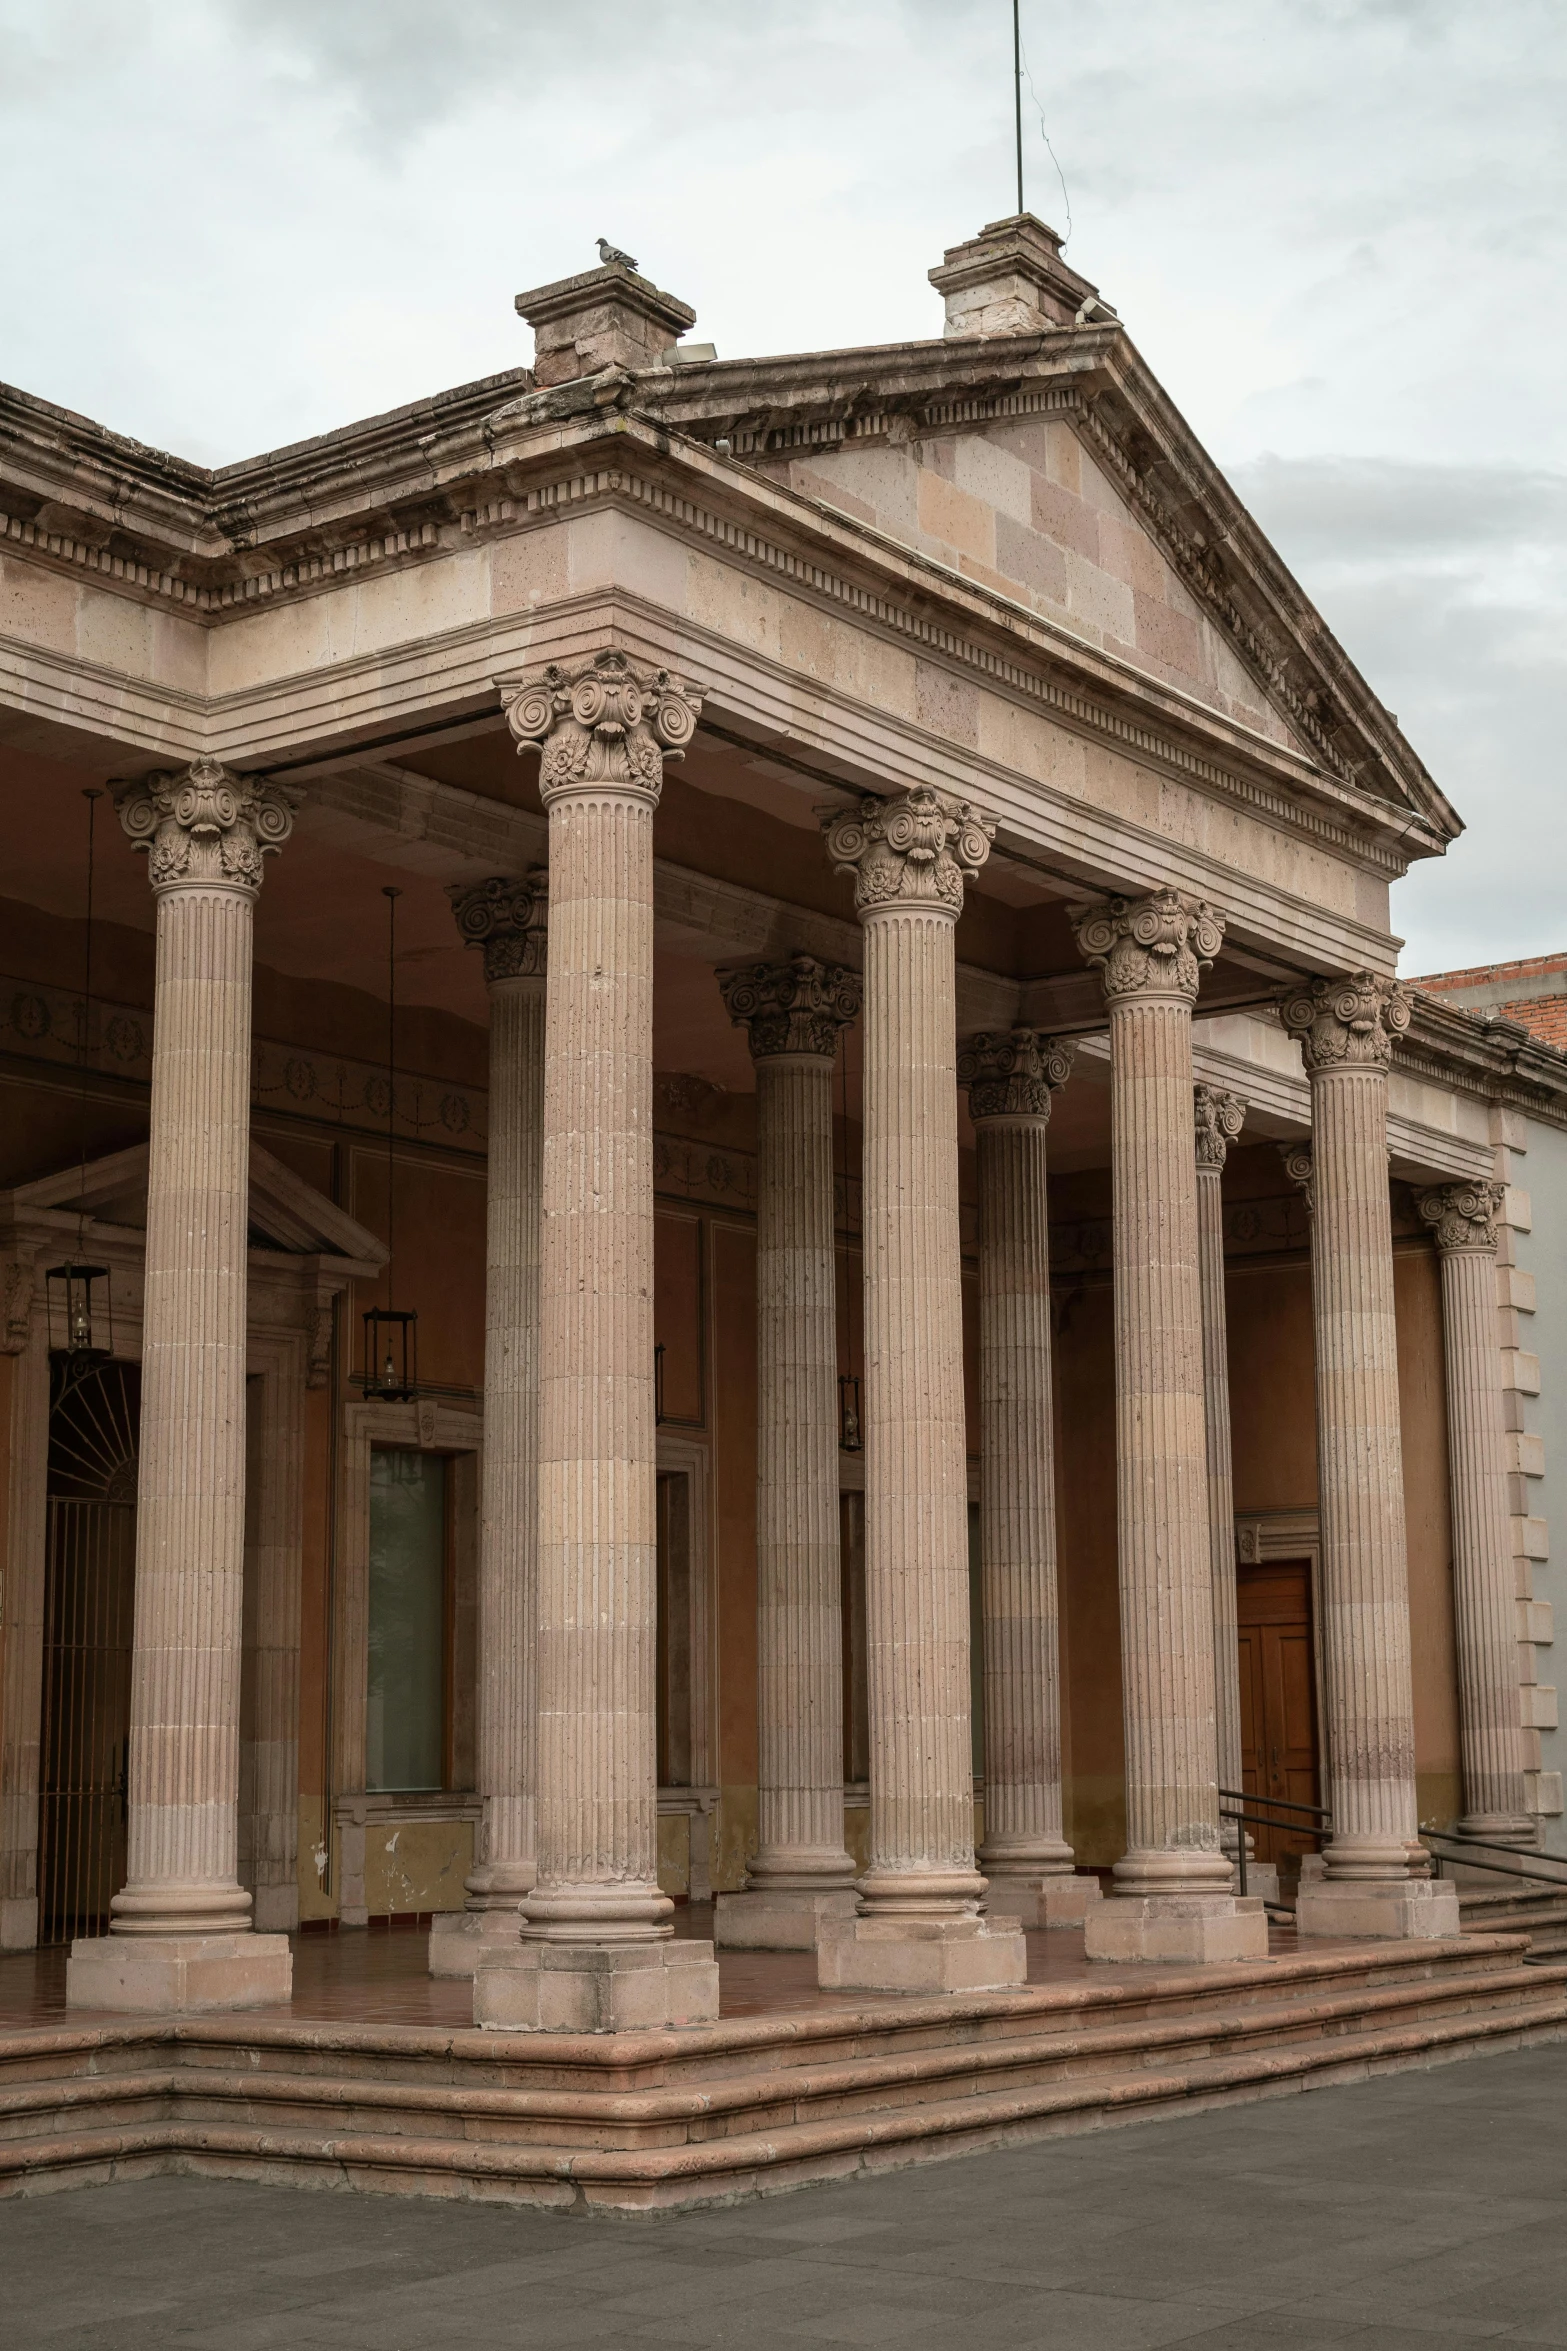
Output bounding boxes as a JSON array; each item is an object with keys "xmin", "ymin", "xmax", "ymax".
[
  {"xmin": 449, "ymin": 870, "xmax": 549, "ymax": 984},
  {"xmin": 1277, "ymin": 1141, "xmax": 1315, "ymax": 1216},
  {"xmin": 1194, "ymin": 1085, "xmax": 1246, "ymax": 1170},
  {"xmin": 718, "ymin": 954, "xmax": 861, "ymax": 1062},
  {"xmin": 0, "ymin": 1246, "xmax": 36, "ymax": 1354},
  {"xmin": 1278, "ymin": 971, "xmax": 1411, "ymax": 1073},
  {"xmin": 1069, "ymin": 889, "xmax": 1225, "ymax": 1005},
  {"xmin": 500, "ymin": 649, "xmax": 702, "ymax": 810},
  {"xmin": 1418, "ymin": 1179, "xmax": 1505, "ymax": 1255},
  {"xmin": 822, "ymin": 788, "xmax": 994, "ymax": 922},
  {"xmin": 958, "ymin": 1028, "xmax": 1076, "ymax": 1123},
  {"xmin": 115, "ymin": 758, "xmax": 297, "ymax": 897}
]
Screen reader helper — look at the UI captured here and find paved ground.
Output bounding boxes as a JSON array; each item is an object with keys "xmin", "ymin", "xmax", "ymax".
[{"xmin": 7, "ymin": 2043, "xmax": 1567, "ymax": 2349}]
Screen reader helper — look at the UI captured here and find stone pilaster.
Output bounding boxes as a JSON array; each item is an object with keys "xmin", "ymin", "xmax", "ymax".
[
  {"xmin": 68, "ymin": 759, "xmax": 296, "ymax": 2013},
  {"xmin": 431, "ymin": 873, "xmax": 550, "ymax": 1979},
  {"xmin": 816, "ymin": 789, "xmax": 1026, "ymax": 1995},
  {"xmin": 1280, "ymin": 973, "xmax": 1459, "ymax": 1938},
  {"xmin": 959, "ymin": 1028, "xmax": 1098, "ymax": 1929},
  {"xmin": 475, "ymin": 650, "xmax": 719, "ymax": 2033},
  {"xmin": 713, "ymin": 955, "xmax": 862, "ymax": 1951},
  {"xmin": 1418, "ymin": 1180, "xmax": 1534, "ymax": 1846},
  {"xmin": 1070, "ymin": 892, "xmax": 1266, "ymax": 1962},
  {"xmin": 1192, "ymin": 1085, "xmax": 1262, "ymax": 1888}
]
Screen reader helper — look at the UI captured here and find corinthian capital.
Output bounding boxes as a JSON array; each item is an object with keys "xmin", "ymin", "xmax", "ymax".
[
  {"xmin": 1194, "ymin": 1085, "xmax": 1246, "ymax": 1169},
  {"xmin": 1278, "ymin": 971, "xmax": 1411, "ymax": 1073},
  {"xmin": 500, "ymin": 648, "xmax": 703, "ymax": 809},
  {"xmin": 1418, "ymin": 1179, "xmax": 1505, "ymax": 1255},
  {"xmin": 959, "ymin": 1028, "xmax": 1075, "ymax": 1122},
  {"xmin": 449, "ymin": 870, "xmax": 549, "ymax": 984},
  {"xmin": 1277, "ymin": 1140, "xmax": 1315, "ymax": 1216},
  {"xmin": 718, "ymin": 954, "xmax": 861, "ymax": 1061},
  {"xmin": 1070, "ymin": 889, "xmax": 1224, "ymax": 1005},
  {"xmin": 116, "ymin": 758, "xmax": 296, "ymax": 897},
  {"xmin": 823, "ymin": 787, "xmax": 994, "ymax": 922}
]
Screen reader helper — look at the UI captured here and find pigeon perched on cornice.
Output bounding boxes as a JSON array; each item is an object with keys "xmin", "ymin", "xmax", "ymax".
[{"xmin": 596, "ymin": 237, "xmax": 639, "ymax": 271}]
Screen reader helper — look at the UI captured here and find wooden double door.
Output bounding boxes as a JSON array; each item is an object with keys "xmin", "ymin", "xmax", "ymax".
[{"xmin": 1236, "ymin": 1559, "xmax": 1321, "ymax": 1865}]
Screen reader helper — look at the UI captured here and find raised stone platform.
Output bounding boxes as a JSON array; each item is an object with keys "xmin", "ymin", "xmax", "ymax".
[{"xmin": 1, "ymin": 1924, "xmax": 1563, "ymax": 2214}]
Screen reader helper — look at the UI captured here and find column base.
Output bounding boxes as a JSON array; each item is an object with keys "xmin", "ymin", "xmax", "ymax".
[
  {"xmin": 252, "ymin": 1885, "xmax": 300, "ymax": 1935},
  {"xmin": 1232, "ymin": 1861, "xmax": 1280, "ymax": 1904},
  {"xmin": 1295, "ymin": 1877, "xmax": 1461, "ymax": 1941},
  {"xmin": 428, "ymin": 1906, "xmax": 523, "ymax": 1978},
  {"xmin": 713, "ymin": 1886, "xmax": 860, "ymax": 1951},
  {"xmin": 66, "ymin": 1932, "xmax": 293, "ymax": 2014},
  {"xmin": 0, "ymin": 1896, "xmax": 38, "ymax": 1953},
  {"xmin": 474, "ymin": 1938, "xmax": 721, "ymax": 2033},
  {"xmin": 817, "ymin": 1911, "xmax": 1028, "ymax": 1995},
  {"xmin": 1084, "ymin": 1893, "xmax": 1269, "ymax": 1965},
  {"xmin": 983, "ymin": 1872, "xmax": 1104, "ymax": 1929}
]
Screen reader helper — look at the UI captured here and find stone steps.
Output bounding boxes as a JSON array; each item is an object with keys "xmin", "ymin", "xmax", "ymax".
[
  {"xmin": 0, "ymin": 1937, "xmax": 1560, "ymax": 2213},
  {"xmin": 1459, "ymin": 1886, "xmax": 1567, "ymax": 1955}
]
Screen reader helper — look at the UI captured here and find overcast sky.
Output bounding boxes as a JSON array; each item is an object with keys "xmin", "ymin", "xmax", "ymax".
[{"xmin": 2, "ymin": 0, "xmax": 1562, "ymax": 975}]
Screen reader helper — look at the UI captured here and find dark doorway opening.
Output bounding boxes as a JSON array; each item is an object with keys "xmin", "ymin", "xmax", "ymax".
[{"xmin": 37, "ymin": 1357, "xmax": 141, "ymax": 1946}]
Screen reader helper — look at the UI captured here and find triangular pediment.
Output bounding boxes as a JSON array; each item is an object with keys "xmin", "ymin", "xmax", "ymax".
[{"xmin": 2, "ymin": 1140, "xmax": 387, "ymax": 1270}]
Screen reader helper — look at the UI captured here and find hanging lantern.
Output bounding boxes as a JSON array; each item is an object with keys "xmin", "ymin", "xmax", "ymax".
[
  {"xmin": 362, "ymin": 1305, "xmax": 418, "ymax": 1403},
  {"xmin": 46, "ymin": 1261, "xmax": 113, "ymax": 1370},
  {"xmin": 838, "ymin": 1372, "xmax": 862, "ymax": 1454}
]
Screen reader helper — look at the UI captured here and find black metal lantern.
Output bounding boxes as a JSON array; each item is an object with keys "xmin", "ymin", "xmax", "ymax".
[
  {"xmin": 46, "ymin": 1261, "xmax": 114, "ymax": 1370},
  {"xmin": 362, "ymin": 1305, "xmax": 418, "ymax": 1403},
  {"xmin": 838, "ymin": 1372, "xmax": 863, "ymax": 1454}
]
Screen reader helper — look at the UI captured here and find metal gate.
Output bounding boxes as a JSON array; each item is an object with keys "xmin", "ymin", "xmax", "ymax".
[{"xmin": 37, "ymin": 1359, "xmax": 140, "ymax": 1946}]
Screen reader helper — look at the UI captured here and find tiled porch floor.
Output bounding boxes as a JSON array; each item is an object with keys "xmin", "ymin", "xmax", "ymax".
[{"xmin": 0, "ymin": 1901, "xmax": 1306, "ymax": 2034}]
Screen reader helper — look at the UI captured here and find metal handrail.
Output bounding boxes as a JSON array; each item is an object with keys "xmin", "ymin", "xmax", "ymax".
[
  {"xmin": 1422, "ymin": 1828, "xmax": 1567, "ymax": 1892},
  {"xmin": 1218, "ymin": 1788, "xmax": 1330, "ymax": 1821},
  {"xmin": 1218, "ymin": 1795, "xmax": 1332, "ymax": 1900}
]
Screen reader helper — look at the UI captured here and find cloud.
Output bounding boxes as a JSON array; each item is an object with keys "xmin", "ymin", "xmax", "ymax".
[
  {"xmin": 1233, "ymin": 455, "xmax": 1567, "ymax": 973},
  {"xmin": 0, "ymin": 0, "xmax": 1562, "ymax": 970}
]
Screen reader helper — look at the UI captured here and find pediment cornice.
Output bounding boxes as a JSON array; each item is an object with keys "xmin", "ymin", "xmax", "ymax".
[{"xmin": 0, "ymin": 326, "xmax": 1454, "ymax": 861}]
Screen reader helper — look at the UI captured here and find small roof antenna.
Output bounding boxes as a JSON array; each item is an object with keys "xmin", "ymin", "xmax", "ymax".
[{"xmin": 1012, "ymin": 0, "xmax": 1024, "ymax": 216}]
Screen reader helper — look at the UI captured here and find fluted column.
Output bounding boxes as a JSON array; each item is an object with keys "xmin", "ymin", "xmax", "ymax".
[
  {"xmin": 714, "ymin": 955, "xmax": 862, "ymax": 1951},
  {"xmin": 431, "ymin": 872, "xmax": 549, "ymax": 1979},
  {"xmin": 68, "ymin": 758, "xmax": 295, "ymax": 2013},
  {"xmin": 1418, "ymin": 1180, "xmax": 1532, "ymax": 1845},
  {"xmin": 1194, "ymin": 1086, "xmax": 1250, "ymax": 1870},
  {"xmin": 814, "ymin": 788, "xmax": 1024, "ymax": 1995},
  {"xmin": 960, "ymin": 1028, "xmax": 1098, "ymax": 1929},
  {"xmin": 1071, "ymin": 892, "xmax": 1266, "ymax": 1962},
  {"xmin": 1281, "ymin": 973, "xmax": 1458, "ymax": 1937},
  {"xmin": 475, "ymin": 650, "xmax": 718, "ymax": 2032}
]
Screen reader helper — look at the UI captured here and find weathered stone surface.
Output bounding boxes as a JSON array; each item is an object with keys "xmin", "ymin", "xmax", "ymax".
[
  {"xmin": 960, "ymin": 1029, "xmax": 1096, "ymax": 1928},
  {"xmin": 1281, "ymin": 973, "xmax": 1433, "ymax": 1929},
  {"xmin": 1418, "ymin": 1179, "xmax": 1533, "ymax": 1846},
  {"xmin": 1072, "ymin": 893, "xmax": 1265, "ymax": 1963},
  {"xmin": 443, "ymin": 871, "xmax": 549, "ymax": 1958},
  {"xmin": 68, "ymin": 760, "xmax": 297, "ymax": 2013},
  {"xmin": 821, "ymin": 790, "xmax": 1021, "ymax": 1992},
  {"xmin": 714, "ymin": 957, "xmax": 860, "ymax": 1952}
]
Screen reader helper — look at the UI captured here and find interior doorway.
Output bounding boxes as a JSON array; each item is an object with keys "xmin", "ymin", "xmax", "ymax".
[
  {"xmin": 37, "ymin": 1357, "xmax": 142, "ymax": 1946},
  {"xmin": 1237, "ymin": 1558, "xmax": 1321, "ymax": 1867}
]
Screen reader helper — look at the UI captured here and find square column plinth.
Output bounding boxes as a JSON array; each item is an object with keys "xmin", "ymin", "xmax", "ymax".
[
  {"xmin": 1085, "ymin": 1893, "xmax": 1268, "ymax": 1965},
  {"xmin": 1296, "ymin": 1879, "xmax": 1461, "ymax": 1940},
  {"xmin": 714, "ymin": 1887, "xmax": 861, "ymax": 1951},
  {"xmin": 817, "ymin": 1912, "xmax": 1027, "ymax": 1996},
  {"xmin": 428, "ymin": 1909, "xmax": 525, "ymax": 1979},
  {"xmin": 987, "ymin": 1872, "xmax": 1103, "ymax": 1930},
  {"xmin": 66, "ymin": 1932, "xmax": 292, "ymax": 2014},
  {"xmin": 474, "ymin": 1939, "xmax": 720, "ymax": 2033}
]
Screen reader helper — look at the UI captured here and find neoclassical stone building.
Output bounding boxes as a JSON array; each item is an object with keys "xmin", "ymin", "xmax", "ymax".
[{"xmin": 1, "ymin": 217, "xmax": 1565, "ymax": 2187}]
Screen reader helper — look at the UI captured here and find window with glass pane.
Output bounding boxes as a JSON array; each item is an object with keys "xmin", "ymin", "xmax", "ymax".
[{"xmin": 367, "ymin": 1448, "xmax": 447, "ymax": 1792}]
